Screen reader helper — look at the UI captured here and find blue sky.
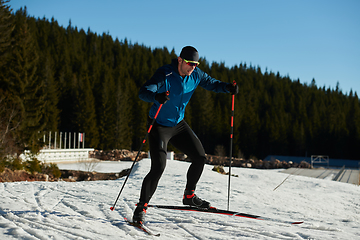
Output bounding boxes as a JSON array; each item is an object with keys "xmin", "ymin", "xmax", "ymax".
[{"xmin": 9, "ymin": 0, "xmax": 360, "ymax": 95}]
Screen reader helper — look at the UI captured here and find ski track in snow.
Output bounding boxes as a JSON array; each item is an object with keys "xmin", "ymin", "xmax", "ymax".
[{"xmin": 0, "ymin": 159, "xmax": 359, "ymax": 239}]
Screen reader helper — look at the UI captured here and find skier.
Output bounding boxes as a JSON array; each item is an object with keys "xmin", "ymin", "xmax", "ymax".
[{"xmin": 133, "ymin": 46, "xmax": 238, "ymax": 224}]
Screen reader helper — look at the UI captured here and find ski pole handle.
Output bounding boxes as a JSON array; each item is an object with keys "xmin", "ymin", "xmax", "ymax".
[
  {"xmin": 147, "ymin": 91, "xmax": 169, "ymax": 133},
  {"xmin": 154, "ymin": 91, "xmax": 169, "ymax": 119}
]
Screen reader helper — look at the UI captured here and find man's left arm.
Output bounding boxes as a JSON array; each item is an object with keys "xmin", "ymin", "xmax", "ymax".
[{"xmin": 197, "ymin": 69, "xmax": 231, "ymax": 93}]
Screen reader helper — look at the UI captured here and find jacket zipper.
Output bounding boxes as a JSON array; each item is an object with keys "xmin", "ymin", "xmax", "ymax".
[{"xmin": 175, "ymin": 77, "xmax": 185, "ymax": 126}]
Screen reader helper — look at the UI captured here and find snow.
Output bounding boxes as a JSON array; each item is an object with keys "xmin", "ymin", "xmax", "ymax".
[
  {"xmin": 57, "ymin": 160, "xmax": 134, "ymax": 173},
  {"xmin": 1, "ymin": 159, "xmax": 359, "ymax": 239}
]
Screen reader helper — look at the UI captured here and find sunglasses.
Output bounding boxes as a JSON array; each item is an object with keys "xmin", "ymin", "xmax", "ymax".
[{"xmin": 183, "ymin": 59, "xmax": 200, "ymax": 67}]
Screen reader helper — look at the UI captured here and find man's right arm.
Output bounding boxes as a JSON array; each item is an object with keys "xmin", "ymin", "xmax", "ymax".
[{"xmin": 138, "ymin": 69, "xmax": 166, "ymax": 103}]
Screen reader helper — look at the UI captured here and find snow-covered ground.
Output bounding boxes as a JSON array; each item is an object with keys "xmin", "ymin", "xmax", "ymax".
[
  {"xmin": 1, "ymin": 159, "xmax": 359, "ymax": 239},
  {"xmin": 57, "ymin": 160, "xmax": 135, "ymax": 173}
]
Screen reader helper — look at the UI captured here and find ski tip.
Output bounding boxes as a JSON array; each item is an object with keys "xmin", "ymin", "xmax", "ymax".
[
  {"xmin": 110, "ymin": 207, "xmax": 114, "ymax": 211},
  {"xmin": 291, "ymin": 221, "xmax": 304, "ymax": 225}
]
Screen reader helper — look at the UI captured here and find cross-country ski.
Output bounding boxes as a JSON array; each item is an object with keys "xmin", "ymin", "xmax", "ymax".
[
  {"xmin": 124, "ymin": 217, "xmax": 160, "ymax": 237},
  {"xmin": 148, "ymin": 205, "xmax": 304, "ymax": 225}
]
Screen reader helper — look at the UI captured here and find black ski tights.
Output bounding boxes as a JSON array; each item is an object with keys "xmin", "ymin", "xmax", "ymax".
[{"xmin": 139, "ymin": 119, "xmax": 206, "ymax": 203}]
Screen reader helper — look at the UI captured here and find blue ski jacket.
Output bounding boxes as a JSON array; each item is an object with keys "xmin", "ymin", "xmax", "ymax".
[{"xmin": 139, "ymin": 59, "xmax": 230, "ymax": 127}]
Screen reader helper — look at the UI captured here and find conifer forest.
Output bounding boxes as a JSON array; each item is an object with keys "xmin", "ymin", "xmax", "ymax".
[{"xmin": 1, "ymin": 3, "xmax": 360, "ymax": 161}]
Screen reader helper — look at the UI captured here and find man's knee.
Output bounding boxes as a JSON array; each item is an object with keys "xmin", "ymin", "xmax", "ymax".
[{"xmin": 189, "ymin": 155, "xmax": 206, "ymax": 165}]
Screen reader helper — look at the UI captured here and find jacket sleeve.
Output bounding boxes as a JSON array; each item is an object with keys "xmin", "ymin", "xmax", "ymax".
[
  {"xmin": 138, "ymin": 68, "xmax": 167, "ymax": 103},
  {"xmin": 197, "ymin": 68, "xmax": 230, "ymax": 93}
]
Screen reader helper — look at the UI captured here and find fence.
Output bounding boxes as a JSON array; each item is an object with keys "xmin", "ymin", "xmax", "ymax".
[
  {"xmin": 311, "ymin": 155, "xmax": 329, "ymax": 168},
  {"xmin": 42, "ymin": 131, "xmax": 86, "ymax": 149},
  {"xmin": 21, "ymin": 132, "xmax": 94, "ymax": 164}
]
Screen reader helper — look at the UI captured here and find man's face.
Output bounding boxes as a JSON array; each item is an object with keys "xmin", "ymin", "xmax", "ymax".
[{"xmin": 177, "ymin": 57, "xmax": 198, "ymax": 77}]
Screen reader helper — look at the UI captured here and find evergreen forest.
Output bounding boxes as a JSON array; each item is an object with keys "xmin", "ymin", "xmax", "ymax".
[{"xmin": 1, "ymin": 2, "xmax": 360, "ymax": 162}]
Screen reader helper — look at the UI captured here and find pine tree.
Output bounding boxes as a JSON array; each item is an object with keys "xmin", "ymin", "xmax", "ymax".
[
  {"xmin": 190, "ymin": 87, "xmax": 216, "ymax": 152},
  {"xmin": 113, "ymin": 77, "xmax": 132, "ymax": 150},
  {"xmin": 7, "ymin": 8, "xmax": 45, "ymax": 152},
  {"xmin": 32, "ymin": 17, "xmax": 60, "ymax": 132},
  {"xmin": 73, "ymin": 73, "xmax": 99, "ymax": 148},
  {"xmin": 346, "ymin": 93, "xmax": 360, "ymax": 159},
  {"xmin": 0, "ymin": 2, "xmax": 20, "ymax": 159},
  {"xmin": 0, "ymin": 0, "xmax": 13, "ymax": 69},
  {"xmin": 40, "ymin": 50, "xmax": 60, "ymax": 132},
  {"xmin": 98, "ymin": 65, "xmax": 116, "ymax": 150}
]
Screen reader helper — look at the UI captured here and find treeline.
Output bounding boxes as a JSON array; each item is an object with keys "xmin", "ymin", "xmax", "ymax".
[{"xmin": 1, "ymin": 3, "xmax": 360, "ymax": 161}]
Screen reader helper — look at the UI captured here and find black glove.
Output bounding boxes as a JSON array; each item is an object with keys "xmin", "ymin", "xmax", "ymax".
[
  {"xmin": 155, "ymin": 92, "xmax": 170, "ymax": 104},
  {"xmin": 226, "ymin": 83, "xmax": 239, "ymax": 95}
]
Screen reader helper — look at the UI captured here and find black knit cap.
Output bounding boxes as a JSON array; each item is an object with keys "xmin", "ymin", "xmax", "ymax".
[{"xmin": 180, "ymin": 46, "xmax": 199, "ymax": 62}]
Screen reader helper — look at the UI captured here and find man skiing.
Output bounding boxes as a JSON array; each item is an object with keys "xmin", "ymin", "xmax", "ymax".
[{"xmin": 133, "ymin": 46, "xmax": 238, "ymax": 224}]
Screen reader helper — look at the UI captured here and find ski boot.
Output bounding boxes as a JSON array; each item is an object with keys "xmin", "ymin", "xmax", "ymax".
[
  {"xmin": 132, "ymin": 202, "xmax": 148, "ymax": 224},
  {"xmin": 183, "ymin": 190, "xmax": 211, "ymax": 209}
]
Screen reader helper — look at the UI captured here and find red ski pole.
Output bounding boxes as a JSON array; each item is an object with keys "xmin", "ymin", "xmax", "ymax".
[
  {"xmin": 227, "ymin": 81, "xmax": 236, "ymax": 211},
  {"xmin": 110, "ymin": 91, "xmax": 169, "ymax": 211}
]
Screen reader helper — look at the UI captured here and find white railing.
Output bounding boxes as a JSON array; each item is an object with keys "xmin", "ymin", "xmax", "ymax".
[
  {"xmin": 43, "ymin": 131, "xmax": 86, "ymax": 149},
  {"xmin": 20, "ymin": 131, "xmax": 94, "ymax": 163},
  {"xmin": 311, "ymin": 155, "xmax": 329, "ymax": 168}
]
